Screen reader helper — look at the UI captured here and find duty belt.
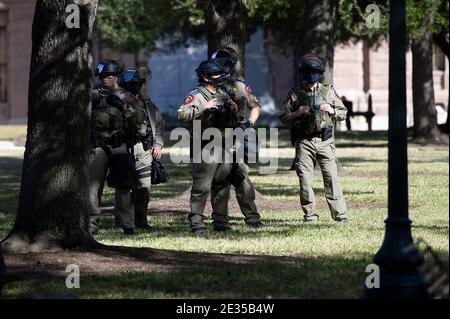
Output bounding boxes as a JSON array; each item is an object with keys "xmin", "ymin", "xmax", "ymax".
[{"xmin": 299, "ymin": 128, "xmax": 332, "ymax": 142}]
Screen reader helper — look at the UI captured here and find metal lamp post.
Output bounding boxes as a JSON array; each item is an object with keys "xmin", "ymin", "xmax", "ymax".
[{"xmin": 365, "ymin": 0, "xmax": 428, "ymax": 298}]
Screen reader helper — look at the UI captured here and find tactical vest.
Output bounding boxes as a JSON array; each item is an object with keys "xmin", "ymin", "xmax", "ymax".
[
  {"xmin": 291, "ymin": 85, "xmax": 334, "ymax": 135},
  {"xmin": 197, "ymin": 86, "xmax": 238, "ymax": 129},
  {"xmin": 126, "ymin": 95, "xmax": 152, "ymax": 144},
  {"xmin": 91, "ymin": 89, "xmax": 127, "ymax": 137}
]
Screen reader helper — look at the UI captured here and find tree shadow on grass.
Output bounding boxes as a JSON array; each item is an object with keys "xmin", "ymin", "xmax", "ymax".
[{"xmin": 1, "ymin": 247, "xmax": 375, "ymax": 298}]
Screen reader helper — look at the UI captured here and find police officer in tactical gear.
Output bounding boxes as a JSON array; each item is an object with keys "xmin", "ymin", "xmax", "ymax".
[
  {"xmin": 177, "ymin": 60, "xmax": 237, "ymax": 234},
  {"xmin": 89, "ymin": 59, "xmax": 138, "ymax": 235},
  {"xmin": 117, "ymin": 67, "xmax": 165, "ymax": 231},
  {"xmin": 210, "ymin": 47, "xmax": 264, "ymax": 228},
  {"xmin": 280, "ymin": 53, "xmax": 349, "ymax": 222}
]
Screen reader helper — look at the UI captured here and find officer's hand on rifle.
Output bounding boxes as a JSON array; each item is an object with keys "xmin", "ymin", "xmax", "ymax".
[
  {"xmin": 227, "ymin": 99, "xmax": 239, "ymax": 113},
  {"xmin": 320, "ymin": 103, "xmax": 335, "ymax": 115},
  {"xmin": 296, "ymin": 105, "xmax": 311, "ymax": 117},
  {"xmin": 205, "ymin": 99, "xmax": 219, "ymax": 110},
  {"xmin": 151, "ymin": 146, "xmax": 162, "ymax": 160}
]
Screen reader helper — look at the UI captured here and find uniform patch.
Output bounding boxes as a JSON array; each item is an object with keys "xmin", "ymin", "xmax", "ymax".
[
  {"xmin": 245, "ymin": 85, "xmax": 253, "ymax": 94},
  {"xmin": 184, "ymin": 94, "xmax": 194, "ymax": 105}
]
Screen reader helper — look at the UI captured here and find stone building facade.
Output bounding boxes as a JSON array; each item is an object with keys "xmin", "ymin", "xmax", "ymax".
[{"xmin": 0, "ymin": 0, "xmax": 448, "ymax": 131}]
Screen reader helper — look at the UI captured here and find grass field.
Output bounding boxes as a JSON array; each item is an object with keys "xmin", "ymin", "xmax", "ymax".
[{"xmin": 0, "ymin": 128, "xmax": 448, "ymax": 298}]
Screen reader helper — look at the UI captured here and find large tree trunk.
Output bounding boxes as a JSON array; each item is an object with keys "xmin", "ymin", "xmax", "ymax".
[
  {"xmin": 411, "ymin": 13, "xmax": 446, "ymax": 143},
  {"xmin": 294, "ymin": 0, "xmax": 338, "ymax": 86},
  {"xmin": 0, "ymin": 245, "xmax": 5, "ymax": 275},
  {"xmin": 1, "ymin": 0, "xmax": 98, "ymax": 252},
  {"xmin": 205, "ymin": 0, "xmax": 248, "ymax": 79}
]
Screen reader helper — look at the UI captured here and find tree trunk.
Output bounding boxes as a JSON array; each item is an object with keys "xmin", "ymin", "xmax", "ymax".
[
  {"xmin": 411, "ymin": 13, "xmax": 445, "ymax": 143},
  {"xmin": 294, "ymin": 0, "xmax": 338, "ymax": 86},
  {"xmin": 1, "ymin": 0, "xmax": 98, "ymax": 252},
  {"xmin": 0, "ymin": 245, "xmax": 5, "ymax": 275},
  {"xmin": 204, "ymin": 0, "xmax": 248, "ymax": 79}
]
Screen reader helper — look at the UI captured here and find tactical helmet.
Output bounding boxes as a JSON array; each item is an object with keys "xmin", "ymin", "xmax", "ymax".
[
  {"xmin": 119, "ymin": 67, "xmax": 151, "ymax": 95},
  {"xmin": 211, "ymin": 47, "xmax": 238, "ymax": 74},
  {"xmin": 195, "ymin": 60, "xmax": 228, "ymax": 85},
  {"xmin": 297, "ymin": 53, "xmax": 324, "ymax": 73},
  {"xmin": 119, "ymin": 67, "xmax": 152, "ymax": 85},
  {"xmin": 95, "ymin": 59, "xmax": 124, "ymax": 77}
]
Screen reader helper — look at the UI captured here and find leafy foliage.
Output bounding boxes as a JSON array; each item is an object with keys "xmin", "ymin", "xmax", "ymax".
[
  {"xmin": 95, "ymin": 0, "xmax": 205, "ymax": 53},
  {"xmin": 247, "ymin": 0, "xmax": 307, "ymax": 51},
  {"xmin": 338, "ymin": 0, "xmax": 449, "ymax": 47}
]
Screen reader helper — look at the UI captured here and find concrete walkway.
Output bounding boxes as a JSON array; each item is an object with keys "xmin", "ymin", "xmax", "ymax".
[{"xmin": 0, "ymin": 141, "xmax": 25, "ymax": 152}]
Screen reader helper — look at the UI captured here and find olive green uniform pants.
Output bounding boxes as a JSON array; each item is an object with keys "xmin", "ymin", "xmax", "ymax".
[
  {"xmin": 114, "ymin": 142, "xmax": 153, "ymax": 227},
  {"xmin": 295, "ymin": 137, "xmax": 347, "ymax": 221},
  {"xmin": 89, "ymin": 144, "xmax": 134, "ymax": 233},
  {"xmin": 234, "ymin": 162, "xmax": 260, "ymax": 224},
  {"xmin": 189, "ymin": 151, "xmax": 232, "ymax": 230}
]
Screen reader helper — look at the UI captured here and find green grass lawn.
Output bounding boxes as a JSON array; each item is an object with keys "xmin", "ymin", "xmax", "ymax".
[{"xmin": 0, "ymin": 129, "xmax": 448, "ymax": 299}]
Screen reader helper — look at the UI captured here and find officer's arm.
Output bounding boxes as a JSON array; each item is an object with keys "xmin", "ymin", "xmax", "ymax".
[
  {"xmin": 279, "ymin": 90, "xmax": 298, "ymax": 124},
  {"xmin": 328, "ymin": 88, "xmax": 347, "ymax": 122},
  {"xmin": 242, "ymin": 84, "xmax": 262, "ymax": 125},
  {"xmin": 177, "ymin": 95, "xmax": 205, "ymax": 123},
  {"xmin": 153, "ymin": 108, "xmax": 165, "ymax": 149}
]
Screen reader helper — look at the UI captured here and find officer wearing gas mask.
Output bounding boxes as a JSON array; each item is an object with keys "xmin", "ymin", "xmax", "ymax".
[
  {"xmin": 210, "ymin": 47, "xmax": 264, "ymax": 228},
  {"xmin": 118, "ymin": 67, "xmax": 165, "ymax": 231},
  {"xmin": 177, "ymin": 60, "xmax": 237, "ymax": 234},
  {"xmin": 280, "ymin": 53, "xmax": 348, "ymax": 222},
  {"xmin": 89, "ymin": 59, "xmax": 138, "ymax": 235}
]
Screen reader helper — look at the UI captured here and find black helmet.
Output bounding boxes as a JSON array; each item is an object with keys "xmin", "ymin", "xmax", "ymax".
[
  {"xmin": 297, "ymin": 53, "xmax": 324, "ymax": 73},
  {"xmin": 119, "ymin": 67, "xmax": 151, "ymax": 95},
  {"xmin": 211, "ymin": 47, "xmax": 238, "ymax": 74},
  {"xmin": 119, "ymin": 67, "xmax": 151, "ymax": 85},
  {"xmin": 195, "ymin": 60, "xmax": 228, "ymax": 85},
  {"xmin": 95, "ymin": 59, "xmax": 124, "ymax": 77}
]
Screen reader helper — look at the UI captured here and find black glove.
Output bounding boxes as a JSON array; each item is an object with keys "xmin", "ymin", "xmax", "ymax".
[{"xmin": 106, "ymin": 94, "xmax": 126, "ymax": 111}]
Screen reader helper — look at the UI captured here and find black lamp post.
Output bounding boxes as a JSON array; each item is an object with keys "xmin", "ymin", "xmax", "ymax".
[{"xmin": 365, "ymin": 0, "xmax": 428, "ymax": 298}]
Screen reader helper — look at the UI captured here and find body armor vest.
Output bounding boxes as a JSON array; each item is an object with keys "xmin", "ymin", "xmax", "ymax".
[
  {"xmin": 197, "ymin": 86, "xmax": 238, "ymax": 129},
  {"xmin": 291, "ymin": 86, "xmax": 334, "ymax": 135},
  {"xmin": 91, "ymin": 89, "xmax": 126, "ymax": 137}
]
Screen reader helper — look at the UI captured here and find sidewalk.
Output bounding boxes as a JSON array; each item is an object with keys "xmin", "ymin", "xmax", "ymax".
[{"xmin": 0, "ymin": 141, "xmax": 25, "ymax": 152}]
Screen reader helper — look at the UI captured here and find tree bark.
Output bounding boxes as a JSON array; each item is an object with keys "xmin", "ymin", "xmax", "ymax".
[
  {"xmin": 411, "ymin": 12, "xmax": 445, "ymax": 143},
  {"xmin": 294, "ymin": 0, "xmax": 338, "ymax": 86},
  {"xmin": 1, "ymin": 0, "xmax": 98, "ymax": 252},
  {"xmin": 0, "ymin": 245, "xmax": 5, "ymax": 275},
  {"xmin": 204, "ymin": 0, "xmax": 248, "ymax": 79}
]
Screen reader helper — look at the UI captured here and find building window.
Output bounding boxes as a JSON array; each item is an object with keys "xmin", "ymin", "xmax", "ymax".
[{"xmin": 0, "ymin": 27, "xmax": 6, "ymax": 102}]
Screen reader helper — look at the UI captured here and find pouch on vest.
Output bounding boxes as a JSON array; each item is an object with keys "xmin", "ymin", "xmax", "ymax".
[{"xmin": 106, "ymin": 153, "xmax": 137, "ymax": 190}]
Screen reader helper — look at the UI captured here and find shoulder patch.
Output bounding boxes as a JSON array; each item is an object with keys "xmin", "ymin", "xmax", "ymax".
[
  {"xmin": 184, "ymin": 94, "xmax": 194, "ymax": 105},
  {"xmin": 245, "ymin": 85, "xmax": 253, "ymax": 94}
]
